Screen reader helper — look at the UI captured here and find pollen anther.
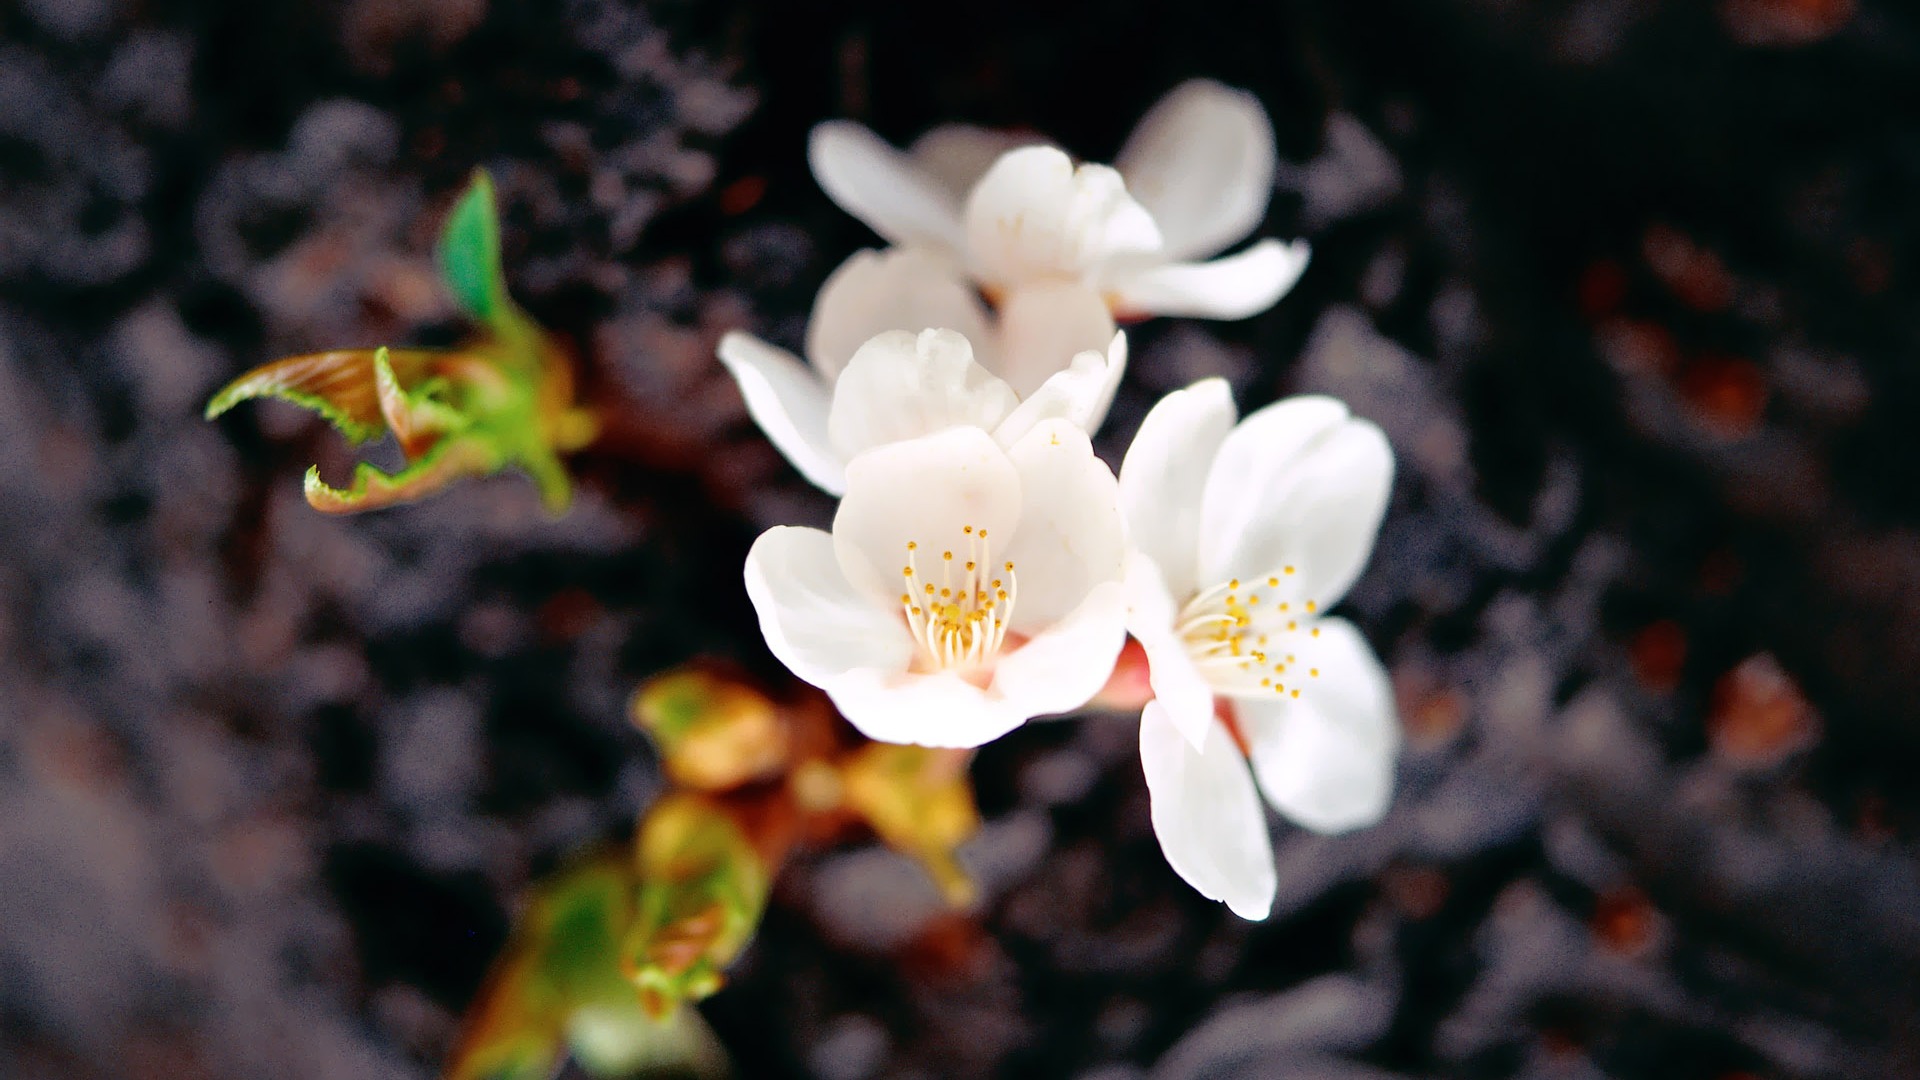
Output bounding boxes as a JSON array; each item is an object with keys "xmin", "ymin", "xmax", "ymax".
[
  {"xmin": 1177, "ymin": 573, "xmax": 1333, "ymax": 703},
  {"xmin": 901, "ymin": 533, "xmax": 1017, "ymax": 672}
]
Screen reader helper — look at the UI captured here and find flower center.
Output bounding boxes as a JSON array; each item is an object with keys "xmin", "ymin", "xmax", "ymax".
[
  {"xmin": 898, "ymin": 525, "xmax": 1017, "ymax": 672},
  {"xmin": 1175, "ymin": 570, "xmax": 1323, "ymax": 699}
]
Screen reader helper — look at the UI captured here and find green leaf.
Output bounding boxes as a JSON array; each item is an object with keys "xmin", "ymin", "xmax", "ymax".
[
  {"xmin": 303, "ymin": 437, "xmax": 501, "ymax": 513},
  {"xmin": 207, "ymin": 169, "xmax": 596, "ymax": 516},
  {"xmin": 208, "ymin": 349, "xmax": 417, "ymax": 445},
  {"xmin": 373, "ymin": 346, "xmax": 470, "ymax": 456},
  {"xmin": 438, "ymin": 169, "xmax": 512, "ymax": 329}
]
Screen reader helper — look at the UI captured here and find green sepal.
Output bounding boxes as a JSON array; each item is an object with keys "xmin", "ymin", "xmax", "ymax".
[{"xmin": 438, "ymin": 169, "xmax": 513, "ymax": 332}]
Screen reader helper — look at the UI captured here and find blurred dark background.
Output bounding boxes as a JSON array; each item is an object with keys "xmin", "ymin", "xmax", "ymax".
[{"xmin": 4, "ymin": 0, "xmax": 1919, "ymax": 1077}]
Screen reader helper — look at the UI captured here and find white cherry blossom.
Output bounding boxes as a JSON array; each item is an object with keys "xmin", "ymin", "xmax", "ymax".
[
  {"xmin": 1119, "ymin": 378, "xmax": 1399, "ymax": 919},
  {"xmin": 719, "ymin": 316, "xmax": 1125, "ymax": 496},
  {"xmin": 808, "ymin": 247, "xmax": 1118, "ymax": 402},
  {"xmin": 807, "ymin": 79, "xmax": 1311, "ymax": 321},
  {"xmin": 744, "ymin": 414, "xmax": 1129, "ymax": 749}
]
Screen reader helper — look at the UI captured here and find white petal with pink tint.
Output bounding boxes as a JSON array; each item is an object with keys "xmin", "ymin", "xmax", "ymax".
[
  {"xmin": 808, "ymin": 81, "xmax": 1306, "ymax": 324},
  {"xmin": 992, "ymin": 279, "xmax": 1118, "ymax": 399},
  {"xmin": 716, "ymin": 331, "xmax": 845, "ymax": 495},
  {"xmin": 996, "ymin": 419, "xmax": 1128, "ymax": 630},
  {"xmin": 824, "ymin": 667, "xmax": 1029, "ymax": 749},
  {"xmin": 1237, "ymin": 617, "xmax": 1399, "ymax": 834},
  {"xmin": 830, "ymin": 424, "xmax": 1023, "ymax": 601},
  {"xmin": 1107, "ymin": 238, "xmax": 1312, "ymax": 321},
  {"xmin": 742, "ymin": 422, "xmax": 1128, "ymax": 748},
  {"xmin": 1118, "ymin": 377, "xmax": 1237, "ymax": 602},
  {"xmin": 1140, "ymin": 701, "xmax": 1276, "ymax": 920},
  {"xmin": 991, "ymin": 330, "xmax": 1127, "ymax": 450},
  {"xmin": 962, "ymin": 146, "xmax": 1163, "ymax": 289},
  {"xmin": 1117, "ymin": 79, "xmax": 1277, "ymax": 262},
  {"xmin": 909, "ymin": 123, "xmax": 1044, "ymax": 197},
  {"xmin": 809, "ymin": 121, "xmax": 964, "ymax": 250},
  {"xmin": 989, "ymin": 579, "xmax": 1128, "ymax": 727},
  {"xmin": 744, "ymin": 525, "xmax": 916, "ymax": 684},
  {"xmin": 1197, "ymin": 394, "xmax": 1393, "ymax": 609},
  {"xmin": 1123, "ymin": 552, "xmax": 1216, "ymax": 750},
  {"xmin": 1119, "ymin": 379, "xmax": 1402, "ymax": 908},
  {"xmin": 826, "ymin": 330, "xmax": 1019, "ymax": 462},
  {"xmin": 807, "ymin": 248, "xmax": 993, "ymax": 381}
]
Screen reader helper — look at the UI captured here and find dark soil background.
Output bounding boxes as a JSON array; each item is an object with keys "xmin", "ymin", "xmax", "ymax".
[{"xmin": 5, "ymin": 0, "xmax": 1920, "ymax": 1077}]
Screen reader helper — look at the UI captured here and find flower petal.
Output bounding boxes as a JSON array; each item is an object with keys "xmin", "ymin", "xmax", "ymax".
[
  {"xmin": 1116, "ymin": 79, "xmax": 1277, "ymax": 262},
  {"xmin": 827, "ymin": 329, "xmax": 1020, "ymax": 461},
  {"xmin": 990, "ymin": 352, "xmax": 1103, "ymax": 450},
  {"xmin": 990, "ymin": 578, "xmax": 1128, "ymax": 722},
  {"xmin": 1139, "ymin": 701, "xmax": 1275, "ymax": 920},
  {"xmin": 831, "ymin": 425, "xmax": 1024, "ymax": 603},
  {"xmin": 962, "ymin": 146, "xmax": 1162, "ymax": 288},
  {"xmin": 1107, "ymin": 239, "xmax": 1311, "ymax": 321},
  {"xmin": 808, "ymin": 121, "xmax": 964, "ymax": 250},
  {"xmin": 999, "ymin": 419, "xmax": 1128, "ymax": 631},
  {"xmin": 806, "ymin": 248, "xmax": 994, "ymax": 382},
  {"xmin": 716, "ymin": 332, "xmax": 845, "ymax": 495},
  {"xmin": 1117, "ymin": 377, "xmax": 1237, "ymax": 601},
  {"xmin": 744, "ymin": 525, "xmax": 917, "ymax": 687},
  {"xmin": 991, "ymin": 330, "xmax": 1127, "ymax": 448},
  {"xmin": 1236, "ymin": 617, "xmax": 1398, "ymax": 834},
  {"xmin": 1197, "ymin": 395, "xmax": 1393, "ymax": 607},
  {"xmin": 908, "ymin": 124, "xmax": 1044, "ymax": 197},
  {"xmin": 992, "ymin": 280, "xmax": 1119, "ymax": 399},
  {"xmin": 825, "ymin": 667, "xmax": 1027, "ymax": 749},
  {"xmin": 1123, "ymin": 552, "xmax": 1216, "ymax": 749},
  {"xmin": 1086, "ymin": 330, "xmax": 1130, "ymax": 436}
]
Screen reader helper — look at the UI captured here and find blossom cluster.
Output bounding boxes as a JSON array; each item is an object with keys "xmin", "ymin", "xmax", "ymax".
[{"xmin": 720, "ymin": 81, "xmax": 1399, "ymax": 921}]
